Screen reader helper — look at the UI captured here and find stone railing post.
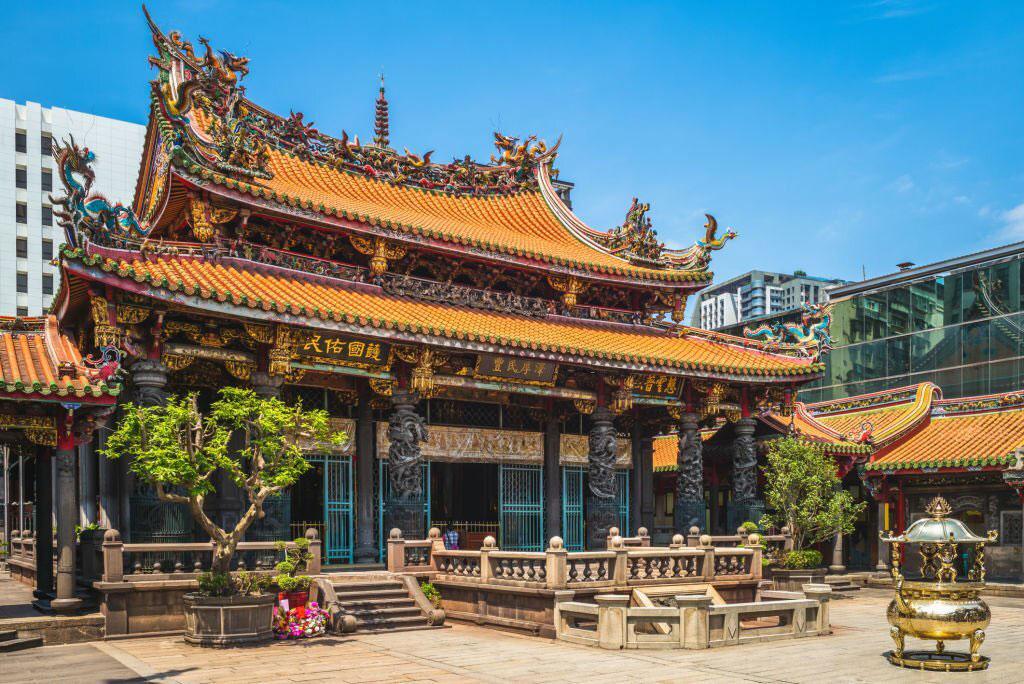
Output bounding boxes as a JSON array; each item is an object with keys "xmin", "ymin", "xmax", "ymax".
[
  {"xmin": 802, "ymin": 584, "xmax": 833, "ymax": 634},
  {"xmin": 386, "ymin": 528, "xmax": 406, "ymax": 573},
  {"xmin": 686, "ymin": 525, "xmax": 701, "ymax": 548},
  {"xmin": 101, "ymin": 528, "xmax": 124, "ymax": 583},
  {"xmin": 782, "ymin": 526, "xmax": 794, "ymax": 553},
  {"xmin": 700, "ymin": 534, "xmax": 716, "ymax": 580},
  {"xmin": 305, "ymin": 527, "xmax": 322, "ymax": 575},
  {"xmin": 545, "ymin": 536, "xmax": 568, "ymax": 589},
  {"xmin": 676, "ymin": 594, "xmax": 711, "ymax": 649},
  {"xmin": 669, "ymin": 533, "xmax": 684, "ymax": 549},
  {"xmin": 636, "ymin": 526, "xmax": 651, "ymax": 547},
  {"xmin": 610, "ymin": 535, "xmax": 628, "ymax": 587},
  {"xmin": 428, "ymin": 526, "xmax": 445, "ymax": 555},
  {"xmin": 595, "ymin": 594, "xmax": 630, "ymax": 650},
  {"xmin": 605, "ymin": 526, "xmax": 620, "ymax": 549},
  {"xmin": 479, "ymin": 535, "xmax": 496, "ymax": 583},
  {"xmin": 748, "ymin": 533, "xmax": 763, "ymax": 580}
]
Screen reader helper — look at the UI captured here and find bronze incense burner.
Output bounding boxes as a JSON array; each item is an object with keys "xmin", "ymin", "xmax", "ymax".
[{"xmin": 880, "ymin": 495, "xmax": 998, "ymax": 672}]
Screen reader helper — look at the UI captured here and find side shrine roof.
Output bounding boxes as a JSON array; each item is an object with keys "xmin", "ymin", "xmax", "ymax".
[
  {"xmin": 129, "ymin": 9, "xmax": 736, "ymax": 286},
  {"xmin": 59, "ymin": 245, "xmax": 822, "ymax": 381},
  {"xmin": 0, "ymin": 316, "xmax": 120, "ymax": 402}
]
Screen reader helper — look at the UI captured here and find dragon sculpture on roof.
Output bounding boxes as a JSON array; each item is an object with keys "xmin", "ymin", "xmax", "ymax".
[{"xmin": 744, "ymin": 302, "xmax": 834, "ymax": 360}]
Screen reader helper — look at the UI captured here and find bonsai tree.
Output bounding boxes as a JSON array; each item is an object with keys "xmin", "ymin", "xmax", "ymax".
[
  {"xmin": 273, "ymin": 536, "xmax": 313, "ymax": 593},
  {"xmin": 759, "ymin": 437, "xmax": 865, "ymax": 566},
  {"xmin": 103, "ymin": 386, "xmax": 344, "ymax": 578}
]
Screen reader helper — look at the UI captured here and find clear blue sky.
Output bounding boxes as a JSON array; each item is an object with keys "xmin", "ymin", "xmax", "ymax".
[{"xmin": 5, "ymin": 1, "xmax": 1023, "ymax": 284}]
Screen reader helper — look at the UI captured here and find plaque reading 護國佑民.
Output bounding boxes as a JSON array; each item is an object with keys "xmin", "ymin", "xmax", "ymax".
[{"xmin": 295, "ymin": 332, "xmax": 391, "ymax": 368}]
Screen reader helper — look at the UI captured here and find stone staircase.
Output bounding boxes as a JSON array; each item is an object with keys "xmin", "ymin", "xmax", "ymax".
[
  {"xmin": 0, "ymin": 629, "xmax": 43, "ymax": 652},
  {"xmin": 317, "ymin": 574, "xmax": 445, "ymax": 634},
  {"xmin": 824, "ymin": 574, "xmax": 862, "ymax": 593}
]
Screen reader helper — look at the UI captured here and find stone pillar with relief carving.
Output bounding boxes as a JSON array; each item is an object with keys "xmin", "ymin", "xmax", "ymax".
[
  {"xmin": 354, "ymin": 380, "xmax": 378, "ymax": 563},
  {"xmin": 586, "ymin": 406, "xmax": 619, "ymax": 550},
  {"xmin": 51, "ymin": 420, "xmax": 82, "ymax": 613},
  {"xmin": 384, "ymin": 389, "xmax": 427, "ymax": 540},
  {"xmin": 675, "ymin": 412, "xmax": 706, "ymax": 533},
  {"xmin": 728, "ymin": 417, "xmax": 763, "ymax": 531}
]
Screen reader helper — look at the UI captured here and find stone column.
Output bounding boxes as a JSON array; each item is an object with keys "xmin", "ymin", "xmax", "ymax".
[
  {"xmin": 728, "ymin": 417, "xmax": 762, "ymax": 531},
  {"xmin": 78, "ymin": 442, "xmax": 97, "ymax": 526},
  {"xmin": 875, "ymin": 502, "xmax": 889, "ymax": 573},
  {"xmin": 630, "ymin": 429, "xmax": 643, "ymax": 534},
  {"xmin": 586, "ymin": 406, "xmax": 618, "ymax": 550},
  {"xmin": 384, "ymin": 389, "xmax": 427, "ymax": 540},
  {"xmin": 97, "ymin": 427, "xmax": 119, "ymax": 530},
  {"xmin": 543, "ymin": 412, "xmax": 561, "ymax": 540},
  {"xmin": 675, "ymin": 412, "xmax": 706, "ymax": 533},
  {"xmin": 829, "ymin": 531, "xmax": 846, "ymax": 575},
  {"xmin": 250, "ymin": 371, "xmax": 285, "ymax": 400},
  {"xmin": 125, "ymin": 359, "xmax": 170, "ymax": 542},
  {"xmin": 353, "ymin": 380, "xmax": 378, "ymax": 563},
  {"xmin": 640, "ymin": 434, "xmax": 655, "ymax": 533},
  {"xmin": 33, "ymin": 446, "xmax": 53, "ymax": 598},
  {"xmin": 51, "ymin": 425, "xmax": 82, "ymax": 613}
]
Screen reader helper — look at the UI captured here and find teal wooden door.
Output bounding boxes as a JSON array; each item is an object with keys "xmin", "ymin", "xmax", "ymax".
[
  {"xmin": 561, "ymin": 466, "xmax": 584, "ymax": 551},
  {"xmin": 499, "ymin": 464, "xmax": 544, "ymax": 551},
  {"xmin": 377, "ymin": 460, "xmax": 430, "ymax": 561},
  {"xmin": 616, "ymin": 470, "xmax": 630, "ymax": 536},
  {"xmin": 322, "ymin": 453, "xmax": 353, "ymax": 564}
]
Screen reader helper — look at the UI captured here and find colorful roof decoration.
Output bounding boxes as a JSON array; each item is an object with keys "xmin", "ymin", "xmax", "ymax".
[
  {"xmin": 806, "ymin": 382, "xmax": 938, "ymax": 447},
  {"xmin": 865, "ymin": 391, "xmax": 1024, "ymax": 472},
  {"xmin": 61, "ymin": 245, "xmax": 822, "ymax": 381},
  {"xmin": 758, "ymin": 403, "xmax": 872, "ymax": 456},
  {"xmin": 0, "ymin": 316, "xmax": 121, "ymax": 401},
  {"xmin": 129, "ymin": 9, "xmax": 737, "ymax": 286}
]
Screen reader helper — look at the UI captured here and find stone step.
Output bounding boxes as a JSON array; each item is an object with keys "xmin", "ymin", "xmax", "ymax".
[
  {"xmin": 331, "ymin": 580, "xmax": 404, "ymax": 592},
  {"xmin": 337, "ymin": 597, "xmax": 417, "ymax": 610},
  {"xmin": 348, "ymin": 606, "xmax": 422, "ymax": 620},
  {"xmin": 0, "ymin": 636, "xmax": 44, "ymax": 652},
  {"xmin": 356, "ymin": 615, "xmax": 430, "ymax": 631},
  {"xmin": 332, "ymin": 588, "xmax": 408, "ymax": 601},
  {"xmin": 0, "ymin": 630, "xmax": 17, "ymax": 642}
]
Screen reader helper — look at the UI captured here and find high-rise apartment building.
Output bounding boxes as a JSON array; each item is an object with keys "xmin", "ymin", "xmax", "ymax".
[
  {"xmin": 0, "ymin": 100, "xmax": 144, "ymax": 316},
  {"xmin": 691, "ymin": 269, "xmax": 846, "ymax": 331}
]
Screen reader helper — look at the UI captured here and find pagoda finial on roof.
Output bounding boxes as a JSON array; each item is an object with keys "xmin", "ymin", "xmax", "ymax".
[{"xmin": 374, "ymin": 73, "xmax": 390, "ymax": 148}]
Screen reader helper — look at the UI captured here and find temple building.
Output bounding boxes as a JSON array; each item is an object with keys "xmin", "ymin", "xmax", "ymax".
[{"xmin": 1, "ymin": 8, "xmax": 840, "ymax": 610}]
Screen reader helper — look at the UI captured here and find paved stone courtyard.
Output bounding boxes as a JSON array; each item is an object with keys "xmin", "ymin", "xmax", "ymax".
[{"xmin": 4, "ymin": 589, "xmax": 1024, "ymax": 683}]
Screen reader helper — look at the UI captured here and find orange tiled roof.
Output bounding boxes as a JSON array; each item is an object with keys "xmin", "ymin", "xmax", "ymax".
[
  {"xmin": 0, "ymin": 316, "xmax": 120, "ymax": 400},
  {"xmin": 177, "ymin": 147, "xmax": 706, "ymax": 284},
  {"xmin": 63, "ymin": 247, "xmax": 820, "ymax": 379},
  {"xmin": 866, "ymin": 396, "xmax": 1024, "ymax": 471},
  {"xmin": 654, "ymin": 434, "xmax": 676, "ymax": 472},
  {"xmin": 759, "ymin": 405, "xmax": 873, "ymax": 455},
  {"xmin": 808, "ymin": 383, "xmax": 937, "ymax": 446}
]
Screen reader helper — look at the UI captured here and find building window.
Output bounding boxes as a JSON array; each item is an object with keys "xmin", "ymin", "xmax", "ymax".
[
  {"xmin": 15, "ymin": 203, "xmax": 27, "ymax": 224},
  {"xmin": 16, "ymin": 272, "xmax": 28, "ymax": 293},
  {"xmin": 15, "ymin": 167, "xmax": 26, "ymax": 189},
  {"xmin": 40, "ymin": 134, "xmax": 52, "ymax": 156},
  {"xmin": 15, "ymin": 131, "xmax": 26, "ymax": 153},
  {"xmin": 16, "ymin": 307, "xmax": 28, "ymax": 317},
  {"xmin": 16, "ymin": 237, "xmax": 27, "ymax": 258},
  {"xmin": 42, "ymin": 273, "xmax": 53, "ymax": 295},
  {"xmin": 41, "ymin": 169, "xmax": 52, "ymax": 192},
  {"xmin": 41, "ymin": 206, "xmax": 52, "ymax": 227},
  {"xmin": 42, "ymin": 238, "xmax": 53, "ymax": 260}
]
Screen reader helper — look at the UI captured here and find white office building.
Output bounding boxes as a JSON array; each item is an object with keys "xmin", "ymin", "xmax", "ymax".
[
  {"xmin": 691, "ymin": 269, "xmax": 846, "ymax": 331},
  {"xmin": 0, "ymin": 100, "xmax": 144, "ymax": 316}
]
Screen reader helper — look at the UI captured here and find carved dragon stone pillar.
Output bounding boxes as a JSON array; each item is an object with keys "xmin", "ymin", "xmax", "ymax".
[
  {"xmin": 729, "ymin": 417, "xmax": 763, "ymax": 531},
  {"xmin": 675, "ymin": 412, "xmax": 706, "ymax": 533},
  {"xmin": 384, "ymin": 389, "xmax": 427, "ymax": 540},
  {"xmin": 586, "ymin": 406, "xmax": 619, "ymax": 550}
]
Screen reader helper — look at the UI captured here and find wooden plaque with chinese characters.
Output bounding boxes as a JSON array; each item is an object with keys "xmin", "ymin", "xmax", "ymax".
[
  {"xmin": 633, "ymin": 374, "xmax": 682, "ymax": 399},
  {"xmin": 294, "ymin": 332, "xmax": 391, "ymax": 368},
  {"xmin": 474, "ymin": 354, "xmax": 558, "ymax": 386}
]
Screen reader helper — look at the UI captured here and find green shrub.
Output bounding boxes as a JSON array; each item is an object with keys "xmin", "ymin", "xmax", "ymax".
[
  {"xmin": 420, "ymin": 582, "xmax": 441, "ymax": 607},
  {"xmin": 740, "ymin": 521, "xmax": 759, "ymax": 534},
  {"xmin": 274, "ymin": 537, "xmax": 314, "ymax": 593},
  {"xmin": 197, "ymin": 571, "xmax": 232, "ymax": 597},
  {"xmin": 276, "ymin": 574, "xmax": 311, "ymax": 592},
  {"xmin": 234, "ymin": 570, "xmax": 271, "ymax": 596},
  {"xmin": 783, "ymin": 549, "xmax": 823, "ymax": 569}
]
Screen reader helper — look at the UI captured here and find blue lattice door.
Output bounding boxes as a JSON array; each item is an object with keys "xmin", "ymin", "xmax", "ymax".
[
  {"xmin": 616, "ymin": 470, "xmax": 630, "ymax": 536},
  {"xmin": 322, "ymin": 453, "xmax": 353, "ymax": 564},
  {"xmin": 499, "ymin": 464, "xmax": 544, "ymax": 551},
  {"xmin": 561, "ymin": 466, "xmax": 584, "ymax": 551},
  {"xmin": 377, "ymin": 460, "xmax": 430, "ymax": 561}
]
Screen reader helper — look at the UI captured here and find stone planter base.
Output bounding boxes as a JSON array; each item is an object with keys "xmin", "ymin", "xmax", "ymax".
[
  {"xmin": 182, "ymin": 593, "xmax": 276, "ymax": 647},
  {"xmin": 770, "ymin": 567, "xmax": 827, "ymax": 592}
]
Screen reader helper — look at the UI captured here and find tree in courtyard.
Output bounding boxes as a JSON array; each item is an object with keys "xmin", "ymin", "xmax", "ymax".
[
  {"xmin": 760, "ymin": 437, "xmax": 866, "ymax": 553},
  {"xmin": 103, "ymin": 387, "xmax": 345, "ymax": 575}
]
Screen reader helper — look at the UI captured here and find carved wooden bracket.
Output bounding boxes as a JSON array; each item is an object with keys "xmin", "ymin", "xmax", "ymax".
[
  {"xmin": 188, "ymin": 195, "xmax": 238, "ymax": 242},
  {"xmin": 350, "ymin": 235, "xmax": 407, "ymax": 276},
  {"xmin": 547, "ymin": 275, "xmax": 586, "ymax": 307}
]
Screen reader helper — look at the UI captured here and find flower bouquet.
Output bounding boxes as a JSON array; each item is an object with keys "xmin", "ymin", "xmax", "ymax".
[{"xmin": 273, "ymin": 601, "xmax": 328, "ymax": 639}]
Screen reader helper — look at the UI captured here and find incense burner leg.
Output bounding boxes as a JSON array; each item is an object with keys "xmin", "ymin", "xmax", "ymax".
[
  {"xmin": 935, "ymin": 640, "xmax": 944, "ymax": 655},
  {"xmin": 890, "ymin": 625, "xmax": 904, "ymax": 658},
  {"xmin": 970, "ymin": 629, "xmax": 985, "ymax": 663}
]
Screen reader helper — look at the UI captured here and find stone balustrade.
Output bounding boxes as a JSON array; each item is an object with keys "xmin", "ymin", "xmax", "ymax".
[
  {"xmin": 555, "ymin": 584, "xmax": 833, "ymax": 650},
  {"xmin": 387, "ymin": 527, "xmax": 763, "ymax": 590}
]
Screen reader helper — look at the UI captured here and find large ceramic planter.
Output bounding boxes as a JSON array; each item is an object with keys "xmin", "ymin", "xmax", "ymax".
[
  {"xmin": 771, "ymin": 567, "xmax": 827, "ymax": 592},
  {"xmin": 183, "ymin": 593, "xmax": 276, "ymax": 647}
]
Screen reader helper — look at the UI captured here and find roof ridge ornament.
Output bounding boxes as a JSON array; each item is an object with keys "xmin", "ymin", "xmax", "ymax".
[
  {"xmin": 374, "ymin": 74, "xmax": 390, "ymax": 148},
  {"xmin": 743, "ymin": 302, "xmax": 834, "ymax": 361}
]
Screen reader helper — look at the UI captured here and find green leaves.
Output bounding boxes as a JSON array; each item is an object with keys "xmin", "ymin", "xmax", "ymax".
[{"xmin": 760, "ymin": 438, "xmax": 867, "ymax": 551}]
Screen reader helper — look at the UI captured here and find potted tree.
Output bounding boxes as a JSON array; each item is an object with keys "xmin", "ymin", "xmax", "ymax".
[
  {"xmin": 274, "ymin": 536, "xmax": 313, "ymax": 610},
  {"xmin": 103, "ymin": 387, "xmax": 343, "ymax": 646},
  {"xmin": 760, "ymin": 438, "xmax": 865, "ymax": 591}
]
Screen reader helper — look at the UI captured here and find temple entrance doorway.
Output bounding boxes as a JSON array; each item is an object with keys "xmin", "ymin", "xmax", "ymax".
[
  {"xmin": 430, "ymin": 462, "xmax": 500, "ymax": 551},
  {"xmin": 289, "ymin": 453, "xmax": 353, "ymax": 564}
]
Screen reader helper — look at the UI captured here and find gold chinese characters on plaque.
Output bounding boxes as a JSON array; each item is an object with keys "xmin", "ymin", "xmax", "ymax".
[
  {"xmin": 633, "ymin": 374, "xmax": 682, "ymax": 398},
  {"xmin": 474, "ymin": 354, "xmax": 558, "ymax": 386},
  {"xmin": 294, "ymin": 332, "xmax": 391, "ymax": 369}
]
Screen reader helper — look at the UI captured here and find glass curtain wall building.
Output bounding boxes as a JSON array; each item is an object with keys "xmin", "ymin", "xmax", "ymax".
[{"xmin": 801, "ymin": 243, "xmax": 1024, "ymax": 403}]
